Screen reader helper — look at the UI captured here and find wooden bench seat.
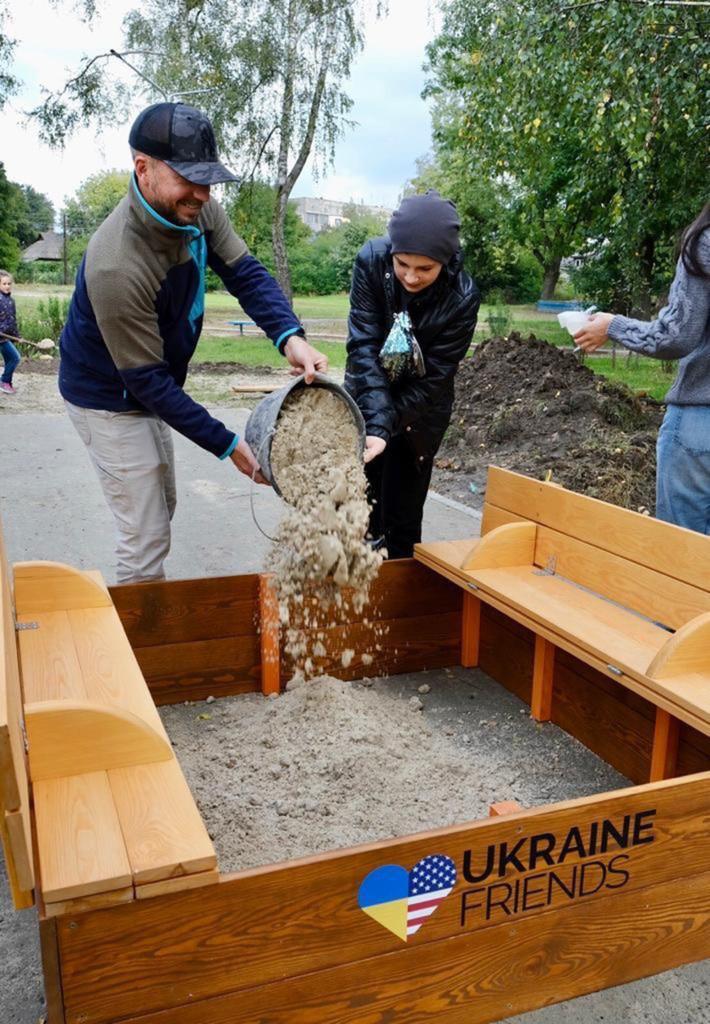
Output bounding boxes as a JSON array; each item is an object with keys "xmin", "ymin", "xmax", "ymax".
[
  {"xmin": 0, "ymin": 539, "xmax": 217, "ymax": 913},
  {"xmin": 416, "ymin": 468, "xmax": 710, "ymax": 781}
]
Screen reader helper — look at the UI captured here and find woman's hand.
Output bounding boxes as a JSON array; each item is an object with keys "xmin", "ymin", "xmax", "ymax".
[
  {"xmin": 574, "ymin": 312, "xmax": 614, "ymax": 353},
  {"xmin": 364, "ymin": 436, "xmax": 387, "ymax": 464}
]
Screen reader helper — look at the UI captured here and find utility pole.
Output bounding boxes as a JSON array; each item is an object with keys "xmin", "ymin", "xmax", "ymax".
[{"xmin": 62, "ymin": 212, "xmax": 68, "ymax": 286}]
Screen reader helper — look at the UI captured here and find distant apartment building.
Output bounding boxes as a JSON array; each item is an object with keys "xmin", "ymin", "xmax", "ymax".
[{"xmin": 292, "ymin": 196, "xmax": 392, "ymax": 233}]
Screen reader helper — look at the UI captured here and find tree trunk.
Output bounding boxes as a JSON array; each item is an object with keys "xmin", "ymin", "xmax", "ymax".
[
  {"xmin": 540, "ymin": 257, "xmax": 562, "ymax": 300},
  {"xmin": 272, "ymin": 0, "xmax": 297, "ymax": 301},
  {"xmin": 632, "ymin": 235, "xmax": 656, "ymax": 318},
  {"xmin": 272, "ymin": 3, "xmax": 337, "ymax": 301}
]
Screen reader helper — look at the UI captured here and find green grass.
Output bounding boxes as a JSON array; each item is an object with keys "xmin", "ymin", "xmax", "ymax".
[
  {"xmin": 204, "ymin": 290, "xmax": 351, "ymax": 320},
  {"xmin": 195, "ymin": 335, "xmax": 349, "ymax": 368},
  {"xmin": 587, "ymin": 352, "xmax": 674, "ymax": 402},
  {"xmin": 14, "ymin": 283, "xmax": 672, "ymax": 402}
]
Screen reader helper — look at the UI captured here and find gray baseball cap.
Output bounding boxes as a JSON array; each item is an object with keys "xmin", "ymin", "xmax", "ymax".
[{"xmin": 129, "ymin": 102, "xmax": 239, "ymax": 186}]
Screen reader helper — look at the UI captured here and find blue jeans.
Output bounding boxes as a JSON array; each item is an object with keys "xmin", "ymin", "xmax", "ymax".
[
  {"xmin": 656, "ymin": 404, "xmax": 710, "ymax": 535},
  {"xmin": 0, "ymin": 340, "xmax": 20, "ymax": 383}
]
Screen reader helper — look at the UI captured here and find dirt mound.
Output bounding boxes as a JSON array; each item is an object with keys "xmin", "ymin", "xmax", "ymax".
[{"xmin": 435, "ymin": 333, "xmax": 664, "ymax": 513}]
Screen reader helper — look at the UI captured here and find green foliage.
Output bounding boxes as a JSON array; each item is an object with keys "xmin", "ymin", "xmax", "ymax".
[
  {"xmin": 0, "ymin": 163, "xmax": 20, "ymax": 271},
  {"xmin": 0, "ymin": 1, "xmax": 18, "ymax": 109},
  {"xmin": 485, "ymin": 293, "xmax": 512, "ymax": 337},
  {"xmin": 10, "ymin": 184, "xmax": 55, "ymax": 249},
  {"xmin": 17, "ymin": 296, "xmax": 70, "ymax": 342},
  {"xmin": 426, "ymin": 0, "xmax": 708, "ymax": 311},
  {"xmin": 59, "ymin": 170, "xmax": 130, "ymax": 276},
  {"xmin": 408, "ymin": 155, "xmax": 543, "ymax": 302},
  {"xmin": 13, "ymin": 262, "xmax": 66, "ymax": 285},
  {"xmin": 64, "ymin": 170, "xmax": 130, "ymax": 240},
  {"xmin": 226, "ymin": 181, "xmax": 310, "ymax": 276},
  {"xmin": 30, "ymin": 0, "xmax": 381, "ymax": 296}
]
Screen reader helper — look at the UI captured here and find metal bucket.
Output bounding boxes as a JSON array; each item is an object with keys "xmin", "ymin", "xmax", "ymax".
[{"xmin": 243, "ymin": 373, "xmax": 366, "ymax": 498}]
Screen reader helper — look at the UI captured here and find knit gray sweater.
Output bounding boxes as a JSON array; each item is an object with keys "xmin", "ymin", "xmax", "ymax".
[{"xmin": 607, "ymin": 228, "xmax": 710, "ymax": 405}]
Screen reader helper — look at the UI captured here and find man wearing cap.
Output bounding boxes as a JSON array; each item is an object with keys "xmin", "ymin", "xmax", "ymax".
[
  {"xmin": 345, "ymin": 190, "xmax": 480, "ymax": 558},
  {"xmin": 60, "ymin": 102, "xmax": 327, "ymax": 583}
]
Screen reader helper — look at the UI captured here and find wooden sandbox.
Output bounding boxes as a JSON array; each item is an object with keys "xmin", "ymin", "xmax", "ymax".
[{"xmin": 1, "ymin": 468, "xmax": 709, "ymax": 1024}]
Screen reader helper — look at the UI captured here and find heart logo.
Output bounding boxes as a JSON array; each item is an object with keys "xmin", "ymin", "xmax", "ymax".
[{"xmin": 358, "ymin": 854, "xmax": 457, "ymax": 942}]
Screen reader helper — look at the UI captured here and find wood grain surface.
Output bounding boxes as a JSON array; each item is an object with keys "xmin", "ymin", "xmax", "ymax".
[
  {"xmin": 97, "ymin": 872, "xmax": 710, "ymax": 1024},
  {"xmin": 56, "ymin": 774, "xmax": 710, "ymax": 1024}
]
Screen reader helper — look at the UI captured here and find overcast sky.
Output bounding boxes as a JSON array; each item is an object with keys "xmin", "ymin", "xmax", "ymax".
[{"xmin": 3, "ymin": 0, "xmax": 441, "ymax": 217}]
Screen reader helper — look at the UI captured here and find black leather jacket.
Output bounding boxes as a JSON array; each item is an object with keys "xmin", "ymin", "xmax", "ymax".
[{"xmin": 345, "ymin": 237, "xmax": 480, "ymax": 460}]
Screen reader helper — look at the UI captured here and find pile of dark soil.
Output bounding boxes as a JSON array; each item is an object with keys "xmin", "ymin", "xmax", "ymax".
[{"xmin": 434, "ymin": 333, "xmax": 664, "ymax": 513}]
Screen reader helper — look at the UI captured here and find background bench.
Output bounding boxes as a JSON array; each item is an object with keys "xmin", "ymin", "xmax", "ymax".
[{"xmin": 416, "ymin": 467, "xmax": 710, "ymax": 783}]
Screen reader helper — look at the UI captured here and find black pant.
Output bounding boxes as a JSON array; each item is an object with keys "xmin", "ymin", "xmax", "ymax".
[{"xmin": 365, "ymin": 433, "xmax": 434, "ymax": 559}]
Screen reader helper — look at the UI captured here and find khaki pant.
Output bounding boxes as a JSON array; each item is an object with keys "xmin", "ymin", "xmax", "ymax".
[{"xmin": 65, "ymin": 401, "xmax": 177, "ymax": 583}]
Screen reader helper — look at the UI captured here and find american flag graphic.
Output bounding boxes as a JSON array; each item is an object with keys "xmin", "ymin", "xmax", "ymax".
[{"xmin": 406, "ymin": 855, "xmax": 457, "ymax": 937}]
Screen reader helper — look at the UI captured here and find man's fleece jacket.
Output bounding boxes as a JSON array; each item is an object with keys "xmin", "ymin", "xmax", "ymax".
[{"xmin": 59, "ymin": 176, "xmax": 304, "ymax": 458}]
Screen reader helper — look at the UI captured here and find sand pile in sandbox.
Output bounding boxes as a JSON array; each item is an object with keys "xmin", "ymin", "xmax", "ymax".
[
  {"xmin": 165, "ymin": 675, "xmax": 492, "ymax": 870},
  {"xmin": 162, "ymin": 671, "xmax": 626, "ymax": 873},
  {"xmin": 268, "ymin": 386, "xmax": 383, "ymax": 677}
]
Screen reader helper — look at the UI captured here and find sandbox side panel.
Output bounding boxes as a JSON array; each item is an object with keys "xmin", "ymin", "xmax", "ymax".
[
  {"xmin": 69, "ymin": 871, "xmax": 710, "ymax": 1024},
  {"xmin": 56, "ymin": 775, "xmax": 710, "ymax": 1024},
  {"xmin": 277, "ymin": 560, "xmax": 463, "ymax": 684},
  {"xmin": 478, "ymin": 605, "xmax": 710, "ymax": 783},
  {"xmin": 111, "ymin": 576, "xmax": 261, "ymax": 704},
  {"xmin": 39, "ymin": 915, "xmax": 66, "ymax": 1024}
]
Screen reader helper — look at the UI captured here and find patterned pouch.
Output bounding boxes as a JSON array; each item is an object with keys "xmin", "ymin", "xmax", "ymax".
[{"xmin": 379, "ymin": 311, "xmax": 426, "ymax": 381}]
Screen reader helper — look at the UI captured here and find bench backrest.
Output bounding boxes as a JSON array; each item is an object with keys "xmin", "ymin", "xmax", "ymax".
[
  {"xmin": 0, "ymin": 520, "xmax": 34, "ymax": 908},
  {"xmin": 481, "ymin": 467, "xmax": 710, "ymax": 631}
]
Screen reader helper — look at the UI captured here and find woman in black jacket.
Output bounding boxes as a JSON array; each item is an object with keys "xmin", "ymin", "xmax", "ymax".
[{"xmin": 345, "ymin": 191, "xmax": 480, "ymax": 558}]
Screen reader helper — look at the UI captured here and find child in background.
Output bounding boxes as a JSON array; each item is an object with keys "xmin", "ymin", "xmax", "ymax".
[{"xmin": 0, "ymin": 270, "xmax": 21, "ymax": 394}]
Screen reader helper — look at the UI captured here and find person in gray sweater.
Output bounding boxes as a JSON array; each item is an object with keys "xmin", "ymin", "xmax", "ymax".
[{"xmin": 575, "ymin": 203, "xmax": 710, "ymax": 534}]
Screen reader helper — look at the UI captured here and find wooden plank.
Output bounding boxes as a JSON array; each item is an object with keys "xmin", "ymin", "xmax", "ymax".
[
  {"xmin": 461, "ymin": 522, "xmax": 536, "ymax": 570},
  {"xmin": 104, "ymin": 872, "xmax": 710, "ymax": 1024},
  {"xmin": 279, "ymin": 610, "xmax": 462, "ymax": 684},
  {"xmin": 477, "ymin": 606, "xmax": 708, "ymax": 785},
  {"xmin": 109, "ymin": 759, "xmax": 216, "ymax": 885},
  {"xmin": 0, "ymin": 812, "xmax": 33, "ymax": 909},
  {"xmin": 531, "ymin": 635, "xmax": 555, "ymax": 722},
  {"xmin": 135, "ymin": 868, "xmax": 219, "ymax": 900},
  {"xmin": 25, "ymin": 700, "xmax": 173, "ymax": 780},
  {"xmin": 17, "ymin": 610, "xmax": 86, "ymax": 704},
  {"xmin": 480, "ymin": 500, "xmax": 524, "ymax": 536},
  {"xmin": 650, "ymin": 709, "xmax": 680, "ymax": 783},
  {"xmin": 110, "ymin": 575, "xmax": 260, "ymax": 648},
  {"xmin": 134, "ymin": 635, "xmax": 260, "ymax": 705},
  {"xmin": 488, "ymin": 801, "xmax": 523, "ymax": 816},
  {"xmin": 647, "ymin": 611, "xmax": 710, "ymax": 678},
  {"xmin": 485, "ymin": 467, "xmax": 710, "ymax": 594},
  {"xmin": 464, "ymin": 566, "xmax": 710, "ymax": 729},
  {"xmin": 38, "ymin": 915, "xmax": 66, "ymax": 1024},
  {"xmin": 13, "ymin": 560, "xmax": 113, "ymax": 613},
  {"xmin": 44, "ymin": 886, "xmax": 134, "ymax": 919},
  {"xmin": 461, "ymin": 593, "xmax": 481, "ymax": 668},
  {"xmin": 677, "ymin": 722, "xmax": 710, "ymax": 777},
  {"xmin": 551, "ymin": 650, "xmax": 655, "ymax": 785},
  {"xmin": 533, "ymin": 526, "xmax": 710, "ymax": 631},
  {"xmin": 68, "ymin": 607, "xmax": 170, "ymax": 741},
  {"xmin": 57, "ymin": 775, "xmax": 710, "ymax": 1023},
  {"xmin": 34, "ymin": 772, "xmax": 132, "ymax": 902},
  {"xmin": 0, "ymin": 519, "xmax": 34, "ymax": 906},
  {"xmin": 259, "ymin": 575, "xmax": 280, "ymax": 696},
  {"xmin": 464, "ymin": 571, "xmax": 708, "ymax": 734}
]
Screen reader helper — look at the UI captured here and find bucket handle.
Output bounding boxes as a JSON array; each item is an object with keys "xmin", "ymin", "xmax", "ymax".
[{"xmin": 249, "ymin": 429, "xmax": 279, "ymax": 542}]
